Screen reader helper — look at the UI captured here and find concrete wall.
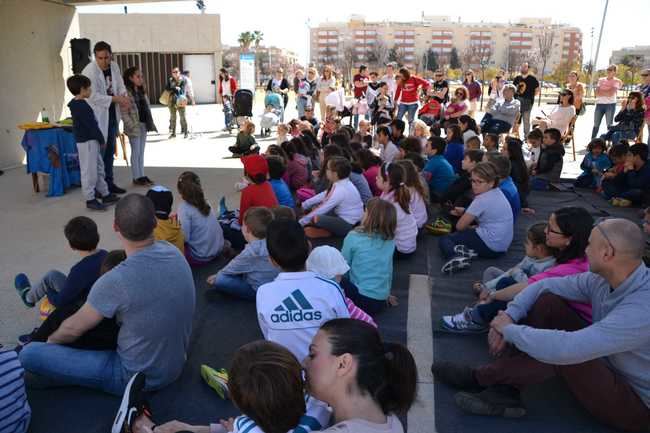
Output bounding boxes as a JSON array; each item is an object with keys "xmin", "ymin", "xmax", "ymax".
[
  {"xmin": 78, "ymin": 13, "xmax": 221, "ymax": 55},
  {"xmin": 0, "ymin": 0, "xmax": 79, "ymax": 168}
]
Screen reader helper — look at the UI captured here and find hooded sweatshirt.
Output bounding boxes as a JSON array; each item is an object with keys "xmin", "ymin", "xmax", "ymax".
[{"xmin": 153, "ymin": 218, "xmax": 185, "ymax": 253}]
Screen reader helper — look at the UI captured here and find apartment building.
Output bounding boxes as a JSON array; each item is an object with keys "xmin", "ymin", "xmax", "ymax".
[
  {"xmin": 310, "ymin": 15, "xmax": 582, "ymax": 74},
  {"xmin": 610, "ymin": 45, "xmax": 650, "ymax": 68},
  {"xmin": 223, "ymin": 45, "xmax": 299, "ymax": 84}
]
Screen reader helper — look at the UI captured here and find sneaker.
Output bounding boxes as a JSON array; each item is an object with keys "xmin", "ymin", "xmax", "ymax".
[
  {"xmin": 17, "ymin": 332, "xmax": 34, "ymax": 346},
  {"xmin": 615, "ymin": 198, "xmax": 632, "ymax": 207},
  {"xmin": 184, "ymin": 132, "xmax": 189, "ymax": 139},
  {"xmin": 15, "ymin": 273, "xmax": 34, "ymax": 307},
  {"xmin": 142, "ymin": 177, "xmax": 155, "ymax": 186},
  {"xmin": 441, "ymin": 256, "xmax": 471, "ymax": 274},
  {"xmin": 86, "ymin": 199, "xmax": 107, "ymax": 211},
  {"xmin": 169, "ymin": 133, "xmax": 176, "ymax": 139},
  {"xmin": 431, "ymin": 362, "xmax": 484, "ymax": 391},
  {"xmin": 219, "ymin": 196, "xmax": 228, "ymax": 217},
  {"xmin": 200, "ymin": 365, "xmax": 229, "ymax": 399},
  {"xmin": 425, "ymin": 218, "xmax": 452, "ymax": 236},
  {"xmin": 109, "ymin": 184, "xmax": 127, "ymax": 194},
  {"xmin": 455, "ymin": 385, "xmax": 526, "ymax": 418},
  {"xmin": 132, "ymin": 178, "xmax": 147, "ymax": 186},
  {"xmin": 441, "ymin": 308, "xmax": 488, "ymax": 334},
  {"xmin": 454, "ymin": 244, "xmax": 478, "ymax": 259},
  {"xmin": 102, "ymin": 193, "xmax": 120, "ymax": 205},
  {"xmin": 111, "ymin": 372, "xmax": 146, "ymax": 433}
]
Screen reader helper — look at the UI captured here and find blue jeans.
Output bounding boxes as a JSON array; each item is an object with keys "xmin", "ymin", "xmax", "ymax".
[
  {"xmin": 396, "ymin": 103, "xmax": 418, "ymax": 133},
  {"xmin": 438, "ymin": 228, "xmax": 503, "ymax": 260},
  {"xmin": 353, "ymin": 112, "xmax": 370, "ymax": 129},
  {"xmin": 296, "ymin": 96, "xmax": 311, "ymax": 119},
  {"xmin": 19, "ymin": 342, "xmax": 129, "ymax": 396},
  {"xmin": 591, "ymin": 103, "xmax": 616, "ymax": 139},
  {"xmin": 602, "ymin": 181, "xmax": 643, "ymax": 204},
  {"xmin": 470, "ymin": 276, "xmax": 516, "ymax": 324},
  {"xmin": 103, "ymin": 119, "xmax": 118, "ymax": 187},
  {"xmin": 601, "ymin": 129, "xmax": 637, "ymax": 145},
  {"xmin": 212, "ymin": 274, "xmax": 255, "ymax": 301}
]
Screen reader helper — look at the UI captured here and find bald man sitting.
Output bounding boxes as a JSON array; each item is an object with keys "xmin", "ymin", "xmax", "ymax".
[{"xmin": 433, "ymin": 218, "xmax": 650, "ymax": 431}]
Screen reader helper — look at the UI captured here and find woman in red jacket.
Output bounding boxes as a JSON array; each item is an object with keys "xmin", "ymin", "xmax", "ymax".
[
  {"xmin": 218, "ymin": 68, "xmax": 238, "ymax": 130},
  {"xmin": 394, "ymin": 67, "xmax": 430, "ymax": 134}
]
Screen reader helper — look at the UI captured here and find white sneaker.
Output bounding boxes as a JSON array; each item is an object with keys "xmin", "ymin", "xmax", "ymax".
[
  {"xmin": 454, "ymin": 244, "xmax": 478, "ymax": 259},
  {"xmin": 111, "ymin": 372, "xmax": 145, "ymax": 433},
  {"xmin": 441, "ymin": 256, "xmax": 471, "ymax": 274},
  {"xmin": 441, "ymin": 308, "xmax": 488, "ymax": 334}
]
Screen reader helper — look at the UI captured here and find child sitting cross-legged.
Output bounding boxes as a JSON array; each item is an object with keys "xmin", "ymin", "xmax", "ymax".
[
  {"xmin": 266, "ymin": 155, "xmax": 295, "ymax": 208},
  {"xmin": 15, "ymin": 216, "xmax": 108, "ymax": 311},
  {"xmin": 298, "ymin": 156, "xmax": 364, "ymax": 239},
  {"xmin": 146, "ymin": 185, "xmax": 184, "ymax": 253},
  {"xmin": 341, "ymin": 197, "xmax": 398, "ymax": 314},
  {"xmin": 439, "ymin": 162, "xmax": 513, "ymax": 274},
  {"xmin": 423, "ymin": 136, "xmax": 457, "ymax": 203},
  {"xmin": 574, "ymin": 138, "xmax": 612, "ymax": 189},
  {"xmin": 26, "ymin": 250, "xmax": 124, "ymax": 349},
  {"xmin": 207, "ymin": 207, "xmax": 279, "ymax": 301},
  {"xmin": 177, "ymin": 171, "xmax": 225, "ymax": 266},
  {"xmin": 118, "ymin": 340, "xmax": 331, "ymax": 433},
  {"xmin": 229, "ymin": 120, "xmax": 259, "ymax": 156},
  {"xmin": 377, "ymin": 162, "xmax": 418, "ymax": 258},
  {"xmin": 306, "ymin": 246, "xmax": 377, "ymax": 327},
  {"xmin": 440, "ymin": 222, "xmax": 556, "ymax": 333},
  {"xmin": 256, "ymin": 219, "xmax": 350, "ymax": 363}
]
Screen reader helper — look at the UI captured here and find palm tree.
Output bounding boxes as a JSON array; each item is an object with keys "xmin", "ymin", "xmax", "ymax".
[{"xmin": 238, "ymin": 31, "xmax": 254, "ymax": 52}]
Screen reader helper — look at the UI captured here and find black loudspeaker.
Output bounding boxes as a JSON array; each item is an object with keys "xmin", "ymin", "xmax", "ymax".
[{"xmin": 71, "ymin": 38, "xmax": 91, "ymax": 74}]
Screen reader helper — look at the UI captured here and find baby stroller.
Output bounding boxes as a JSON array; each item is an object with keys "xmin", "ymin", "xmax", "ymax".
[
  {"xmin": 233, "ymin": 89, "xmax": 254, "ymax": 129},
  {"xmin": 260, "ymin": 107, "xmax": 281, "ymax": 137}
]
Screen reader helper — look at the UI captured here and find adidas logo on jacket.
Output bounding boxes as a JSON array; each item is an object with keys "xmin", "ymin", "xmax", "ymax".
[{"xmin": 256, "ymin": 271, "xmax": 350, "ymax": 362}]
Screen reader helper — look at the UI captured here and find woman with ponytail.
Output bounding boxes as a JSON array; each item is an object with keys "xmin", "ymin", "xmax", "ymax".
[
  {"xmin": 376, "ymin": 162, "xmax": 418, "ymax": 257},
  {"xmin": 177, "ymin": 171, "xmax": 224, "ymax": 266},
  {"xmin": 305, "ymin": 319, "xmax": 417, "ymax": 433}
]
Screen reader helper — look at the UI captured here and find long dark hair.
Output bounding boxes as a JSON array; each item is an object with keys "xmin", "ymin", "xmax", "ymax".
[
  {"xmin": 177, "ymin": 171, "xmax": 211, "ymax": 216},
  {"xmin": 459, "ymin": 115, "xmax": 479, "ymax": 135},
  {"xmin": 379, "ymin": 162, "xmax": 411, "ymax": 214},
  {"xmin": 552, "ymin": 207, "xmax": 593, "ymax": 264},
  {"xmin": 505, "ymin": 137, "xmax": 529, "ymax": 189},
  {"xmin": 123, "ymin": 66, "xmax": 146, "ymax": 95},
  {"xmin": 320, "ymin": 319, "xmax": 417, "ymax": 416}
]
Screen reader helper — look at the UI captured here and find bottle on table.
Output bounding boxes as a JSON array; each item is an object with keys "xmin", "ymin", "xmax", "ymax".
[{"xmin": 41, "ymin": 108, "xmax": 49, "ymax": 123}]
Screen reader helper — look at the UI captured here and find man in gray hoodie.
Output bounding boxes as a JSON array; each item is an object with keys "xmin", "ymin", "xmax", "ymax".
[{"xmin": 433, "ymin": 217, "xmax": 650, "ymax": 432}]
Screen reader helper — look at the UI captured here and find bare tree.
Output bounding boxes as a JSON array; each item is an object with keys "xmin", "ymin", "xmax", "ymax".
[
  {"xmin": 388, "ymin": 45, "xmax": 406, "ymax": 67},
  {"xmin": 507, "ymin": 47, "xmax": 527, "ymax": 76},
  {"xmin": 339, "ymin": 42, "xmax": 359, "ymax": 88},
  {"xmin": 367, "ymin": 40, "xmax": 389, "ymax": 69},
  {"xmin": 463, "ymin": 44, "xmax": 493, "ymax": 109},
  {"xmin": 536, "ymin": 27, "xmax": 556, "ymax": 106}
]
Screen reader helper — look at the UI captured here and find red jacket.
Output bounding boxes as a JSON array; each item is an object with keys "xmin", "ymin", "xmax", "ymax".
[
  {"xmin": 395, "ymin": 76, "xmax": 430, "ymax": 104},
  {"xmin": 218, "ymin": 77, "xmax": 237, "ymax": 98},
  {"xmin": 418, "ymin": 99, "xmax": 441, "ymax": 118},
  {"xmin": 239, "ymin": 182, "xmax": 278, "ymax": 225}
]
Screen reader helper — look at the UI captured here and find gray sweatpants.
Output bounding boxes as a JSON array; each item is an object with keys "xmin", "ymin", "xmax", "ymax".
[
  {"xmin": 128, "ymin": 123, "xmax": 147, "ymax": 180},
  {"xmin": 77, "ymin": 139, "xmax": 109, "ymax": 201},
  {"xmin": 26, "ymin": 270, "xmax": 66, "ymax": 304}
]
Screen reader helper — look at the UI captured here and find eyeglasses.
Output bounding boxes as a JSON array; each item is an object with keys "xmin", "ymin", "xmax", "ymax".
[
  {"xmin": 595, "ymin": 223, "xmax": 616, "ymax": 256},
  {"xmin": 545, "ymin": 225, "xmax": 564, "ymax": 236}
]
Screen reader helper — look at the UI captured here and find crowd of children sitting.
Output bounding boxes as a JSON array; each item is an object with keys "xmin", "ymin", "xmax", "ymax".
[{"xmin": 4, "ymin": 69, "xmax": 650, "ymax": 433}]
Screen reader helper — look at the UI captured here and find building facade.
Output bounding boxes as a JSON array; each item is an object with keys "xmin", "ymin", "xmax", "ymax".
[
  {"xmin": 79, "ymin": 13, "xmax": 222, "ymax": 104},
  {"xmin": 610, "ymin": 45, "xmax": 650, "ymax": 68},
  {"xmin": 310, "ymin": 15, "xmax": 582, "ymax": 75},
  {"xmin": 222, "ymin": 45, "xmax": 299, "ymax": 85}
]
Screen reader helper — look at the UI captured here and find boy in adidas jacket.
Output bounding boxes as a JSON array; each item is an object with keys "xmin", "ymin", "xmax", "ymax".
[{"xmin": 256, "ymin": 219, "xmax": 350, "ymax": 362}]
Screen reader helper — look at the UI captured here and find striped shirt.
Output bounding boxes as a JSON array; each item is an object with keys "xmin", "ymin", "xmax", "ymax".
[
  {"xmin": 225, "ymin": 396, "xmax": 331, "ymax": 433},
  {"xmin": 0, "ymin": 350, "xmax": 30, "ymax": 433}
]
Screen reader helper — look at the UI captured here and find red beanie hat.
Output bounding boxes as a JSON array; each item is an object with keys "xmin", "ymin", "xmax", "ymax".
[{"xmin": 242, "ymin": 154, "xmax": 269, "ymax": 178}]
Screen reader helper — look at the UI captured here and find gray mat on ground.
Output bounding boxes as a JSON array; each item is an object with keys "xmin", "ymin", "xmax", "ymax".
[
  {"xmin": 429, "ymin": 189, "xmax": 636, "ymax": 433},
  {"xmin": 27, "ymin": 234, "xmax": 422, "ymax": 432}
]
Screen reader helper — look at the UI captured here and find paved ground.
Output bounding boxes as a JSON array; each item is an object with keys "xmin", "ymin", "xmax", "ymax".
[{"xmin": 0, "ymin": 95, "xmax": 599, "ymax": 346}]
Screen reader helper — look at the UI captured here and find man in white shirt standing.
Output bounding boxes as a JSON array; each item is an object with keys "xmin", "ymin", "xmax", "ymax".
[
  {"xmin": 592, "ymin": 64, "xmax": 623, "ymax": 138},
  {"xmin": 381, "ymin": 62, "xmax": 397, "ymax": 101},
  {"xmin": 256, "ymin": 219, "xmax": 349, "ymax": 363}
]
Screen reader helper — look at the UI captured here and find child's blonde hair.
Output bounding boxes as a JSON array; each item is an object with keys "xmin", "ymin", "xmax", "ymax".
[
  {"xmin": 243, "ymin": 120, "xmax": 255, "ymax": 135},
  {"xmin": 277, "ymin": 123, "xmax": 289, "ymax": 134},
  {"xmin": 357, "ymin": 197, "xmax": 397, "ymax": 240},
  {"xmin": 412, "ymin": 119, "xmax": 428, "ymax": 137}
]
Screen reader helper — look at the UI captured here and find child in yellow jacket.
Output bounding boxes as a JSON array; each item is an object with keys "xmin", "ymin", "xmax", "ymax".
[{"xmin": 146, "ymin": 186, "xmax": 184, "ymax": 253}]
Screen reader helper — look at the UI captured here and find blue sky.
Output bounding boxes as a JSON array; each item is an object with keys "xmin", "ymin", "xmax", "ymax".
[{"xmin": 78, "ymin": 0, "xmax": 649, "ymax": 69}]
